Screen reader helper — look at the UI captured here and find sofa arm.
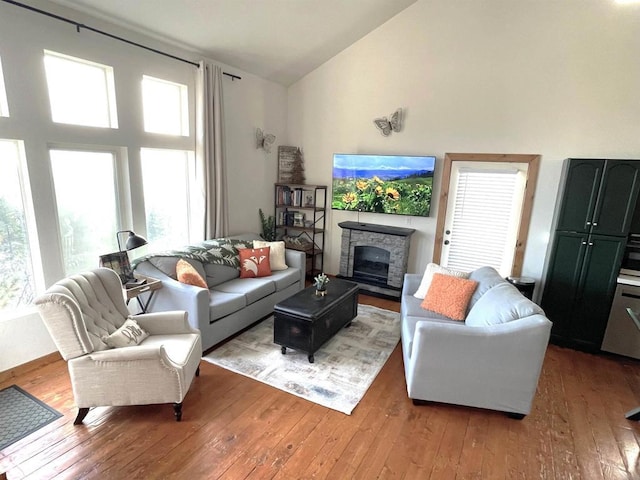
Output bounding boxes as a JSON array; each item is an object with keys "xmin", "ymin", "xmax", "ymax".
[
  {"xmin": 285, "ymin": 249, "xmax": 306, "ymax": 285},
  {"xmin": 134, "ymin": 261, "xmax": 210, "ymax": 333},
  {"xmin": 405, "ymin": 314, "xmax": 552, "ymax": 413},
  {"xmin": 403, "ymin": 273, "xmax": 422, "ymax": 297}
]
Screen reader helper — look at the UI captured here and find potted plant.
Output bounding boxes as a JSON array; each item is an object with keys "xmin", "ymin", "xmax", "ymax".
[
  {"xmin": 258, "ymin": 208, "xmax": 276, "ymax": 241},
  {"xmin": 313, "ymin": 273, "xmax": 330, "ymax": 297}
]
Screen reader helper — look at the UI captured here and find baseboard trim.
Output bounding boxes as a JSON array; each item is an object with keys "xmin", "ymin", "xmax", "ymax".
[{"xmin": 0, "ymin": 351, "xmax": 63, "ymax": 384}]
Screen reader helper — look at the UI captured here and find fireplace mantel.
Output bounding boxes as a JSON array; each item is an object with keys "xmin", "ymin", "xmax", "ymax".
[
  {"xmin": 337, "ymin": 221, "xmax": 415, "ymax": 237},
  {"xmin": 338, "ymin": 222, "xmax": 415, "ymax": 299}
]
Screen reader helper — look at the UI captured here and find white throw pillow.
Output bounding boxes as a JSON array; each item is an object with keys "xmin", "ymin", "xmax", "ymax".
[
  {"xmin": 102, "ymin": 318, "xmax": 149, "ymax": 348},
  {"xmin": 413, "ymin": 263, "xmax": 470, "ymax": 299},
  {"xmin": 253, "ymin": 240, "xmax": 288, "ymax": 271}
]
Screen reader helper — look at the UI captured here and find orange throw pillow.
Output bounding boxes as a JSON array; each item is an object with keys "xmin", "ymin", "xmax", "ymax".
[
  {"xmin": 421, "ymin": 273, "xmax": 478, "ymax": 321},
  {"xmin": 176, "ymin": 259, "xmax": 208, "ymax": 288},
  {"xmin": 239, "ymin": 247, "xmax": 272, "ymax": 278}
]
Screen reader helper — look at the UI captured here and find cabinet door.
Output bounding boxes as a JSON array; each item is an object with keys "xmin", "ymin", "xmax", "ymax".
[
  {"xmin": 541, "ymin": 231, "xmax": 588, "ymax": 339},
  {"xmin": 556, "ymin": 159, "xmax": 603, "ymax": 233},
  {"xmin": 591, "ymin": 160, "xmax": 640, "ymax": 236},
  {"xmin": 571, "ymin": 235, "xmax": 625, "ymax": 348}
]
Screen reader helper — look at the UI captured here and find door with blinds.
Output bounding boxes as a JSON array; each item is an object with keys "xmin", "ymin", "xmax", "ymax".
[{"xmin": 433, "ymin": 153, "xmax": 540, "ymax": 277}]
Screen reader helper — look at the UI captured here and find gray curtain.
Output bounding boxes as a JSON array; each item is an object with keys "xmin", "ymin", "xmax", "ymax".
[{"xmin": 196, "ymin": 62, "xmax": 228, "ymax": 239}]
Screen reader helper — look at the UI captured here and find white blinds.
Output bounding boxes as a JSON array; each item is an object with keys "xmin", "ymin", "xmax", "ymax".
[{"xmin": 443, "ymin": 168, "xmax": 525, "ymax": 275}]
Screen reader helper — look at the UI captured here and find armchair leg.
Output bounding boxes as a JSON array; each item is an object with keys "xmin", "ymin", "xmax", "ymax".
[
  {"xmin": 196, "ymin": 365, "xmax": 200, "ymax": 377},
  {"xmin": 173, "ymin": 402, "xmax": 183, "ymax": 421},
  {"xmin": 74, "ymin": 407, "xmax": 90, "ymax": 425}
]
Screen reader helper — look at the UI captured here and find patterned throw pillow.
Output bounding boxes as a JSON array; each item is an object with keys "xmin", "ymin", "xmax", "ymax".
[
  {"xmin": 238, "ymin": 247, "xmax": 272, "ymax": 278},
  {"xmin": 421, "ymin": 273, "xmax": 479, "ymax": 321},
  {"xmin": 253, "ymin": 240, "xmax": 288, "ymax": 271},
  {"xmin": 176, "ymin": 259, "xmax": 208, "ymax": 288},
  {"xmin": 102, "ymin": 318, "xmax": 149, "ymax": 348},
  {"xmin": 413, "ymin": 263, "xmax": 469, "ymax": 299}
]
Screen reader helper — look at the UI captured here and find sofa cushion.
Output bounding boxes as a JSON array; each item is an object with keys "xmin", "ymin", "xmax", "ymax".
[
  {"xmin": 466, "ymin": 282, "xmax": 544, "ymax": 326},
  {"xmin": 204, "ymin": 264, "xmax": 240, "ymax": 288},
  {"xmin": 268, "ymin": 268, "xmax": 301, "ymax": 291},
  {"xmin": 253, "ymin": 240, "xmax": 288, "ymax": 271},
  {"xmin": 176, "ymin": 259, "xmax": 208, "ymax": 288},
  {"xmin": 212, "ymin": 277, "xmax": 276, "ymax": 305},
  {"xmin": 413, "ymin": 263, "xmax": 469, "ymax": 299},
  {"xmin": 238, "ymin": 247, "xmax": 272, "ymax": 278},
  {"xmin": 421, "ymin": 273, "xmax": 478, "ymax": 321},
  {"xmin": 467, "ymin": 266, "xmax": 507, "ymax": 311},
  {"xmin": 149, "ymin": 256, "xmax": 181, "ymax": 279},
  {"xmin": 209, "ymin": 290, "xmax": 247, "ymax": 322}
]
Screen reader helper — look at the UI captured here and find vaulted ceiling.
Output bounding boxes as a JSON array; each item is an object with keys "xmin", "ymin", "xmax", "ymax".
[{"xmin": 49, "ymin": 0, "xmax": 417, "ymax": 86}]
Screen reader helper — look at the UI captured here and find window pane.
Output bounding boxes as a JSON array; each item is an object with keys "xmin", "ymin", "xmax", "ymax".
[
  {"xmin": 141, "ymin": 148, "xmax": 193, "ymax": 250},
  {"xmin": 0, "ymin": 57, "xmax": 9, "ymax": 117},
  {"xmin": 44, "ymin": 51, "xmax": 118, "ymax": 128},
  {"xmin": 50, "ymin": 150, "xmax": 119, "ymax": 274},
  {"xmin": 442, "ymin": 166, "xmax": 526, "ymax": 276},
  {"xmin": 0, "ymin": 140, "xmax": 36, "ymax": 310},
  {"xmin": 142, "ymin": 75, "xmax": 188, "ymax": 135}
]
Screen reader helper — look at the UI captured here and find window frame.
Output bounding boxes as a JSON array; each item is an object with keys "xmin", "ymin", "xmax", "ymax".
[
  {"xmin": 43, "ymin": 49, "xmax": 119, "ymax": 129},
  {"xmin": 0, "ymin": 138, "xmax": 44, "ymax": 317}
]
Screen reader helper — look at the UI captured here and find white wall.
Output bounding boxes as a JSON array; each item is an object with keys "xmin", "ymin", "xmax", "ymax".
[
  {"xmin": 288, "ymin": 0, "xmax": 640, "ymax": 286},
  {"xmin": 0, "ymin": 0, "xmax": 287, "ymax": 371}
]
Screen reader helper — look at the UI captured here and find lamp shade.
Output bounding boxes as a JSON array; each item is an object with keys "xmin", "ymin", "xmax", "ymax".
[{"xmin": 117, "ymin": 230, "xmax": 148, "ymax": 252}]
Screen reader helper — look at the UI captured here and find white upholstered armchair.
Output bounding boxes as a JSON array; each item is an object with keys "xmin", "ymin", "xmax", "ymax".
[{"xmin": 35, "ymin": 268, "xmax": 202, "ymax": 424}]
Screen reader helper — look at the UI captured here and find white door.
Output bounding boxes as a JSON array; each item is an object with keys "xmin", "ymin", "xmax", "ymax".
[{"xmin": 440, "ymin": 161, "xmax": 528, "ymax": 276}]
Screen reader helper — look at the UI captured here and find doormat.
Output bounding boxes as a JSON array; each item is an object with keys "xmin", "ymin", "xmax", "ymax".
[
  {"xmin": 0, "ymin": 385, "xmax": 62, "ymax": 451},
  {"xmin": 203, "ymin": 304, "xmax": 400, "ymax": 415}
]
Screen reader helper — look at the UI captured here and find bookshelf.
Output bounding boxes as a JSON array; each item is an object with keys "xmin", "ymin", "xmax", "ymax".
[{"xmin": 274, "ymin": 183, "xmax": 326, "ymax": 278}]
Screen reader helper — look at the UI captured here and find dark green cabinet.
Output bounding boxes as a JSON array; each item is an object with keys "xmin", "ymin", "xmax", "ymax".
[
  {"xmin": 556, "ymin": 159, "xmax": 640, "ymax": 237},
  {"xmin": 542, "ymin": 158, "xmax": 640, "ymax": 351},
  {"xmin": 543, "ymin": 232, "xmax": 625, "ymax": 349}
]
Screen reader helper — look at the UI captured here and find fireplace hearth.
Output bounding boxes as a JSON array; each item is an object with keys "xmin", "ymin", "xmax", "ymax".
[{"xmin": 338, "ymin": 222, "xmax": 415, "ymax": 299}]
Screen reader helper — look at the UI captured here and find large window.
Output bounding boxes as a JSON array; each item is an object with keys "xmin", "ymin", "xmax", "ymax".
[
  {"xmin": 142, "ymin": 75, "xmax": 188, "ymax": 136},
  {"xmin": 0, "ymin": 140, "xmax": 37, "ymax": 312},
  {"xmin": 43, "ymin": 50, "xmax": 118, "ymax": 128},
  {"xmin": 141, "ymin": 148, "xmax": 195, "ymax": 250},
  {"xmin": 50, "ymin": 149, "xmax": 120, "ymax": 274},
  {"xmin": 0, "ymin": 57, "xmax": 8, "ymax": 117}
]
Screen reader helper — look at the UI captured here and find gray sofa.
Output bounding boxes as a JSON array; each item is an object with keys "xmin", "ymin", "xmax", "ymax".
[
  {"xmin": 133, "ymin": 233, "xmax": 305, "ymax": 351},
  {"xmin": 400, "ymin": 266, "xmax": 552, "ymax": 417}
]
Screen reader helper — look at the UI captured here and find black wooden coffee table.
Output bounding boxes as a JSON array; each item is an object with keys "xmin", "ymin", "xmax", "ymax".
[{"xmin": 274, "ymin": 278, "xmax": 359, "ymax": 363}]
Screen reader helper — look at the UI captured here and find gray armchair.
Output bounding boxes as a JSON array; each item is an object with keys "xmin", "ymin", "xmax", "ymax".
[{"xmin": 35, "ymin": 268, "xmax": 201, "ymax": 424}]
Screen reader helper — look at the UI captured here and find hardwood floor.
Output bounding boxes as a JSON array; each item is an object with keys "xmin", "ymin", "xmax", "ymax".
[{"xmin": 2, "ymin": 294, "xmax": 640, "ymax": 479}]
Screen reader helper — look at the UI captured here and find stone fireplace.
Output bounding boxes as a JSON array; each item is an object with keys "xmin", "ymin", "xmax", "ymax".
[{"xmin": 338, "ymin": 221, "xmax": 415, "ymax": 299}]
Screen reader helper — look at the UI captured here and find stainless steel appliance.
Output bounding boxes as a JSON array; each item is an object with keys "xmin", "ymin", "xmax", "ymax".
[
  {"xmin": 601, "ymin": 272, "xmax": 640, "ymax": 359},
  {"xmin": 620, "ymin": 234, "xmax": 640, "ymax": 275}
]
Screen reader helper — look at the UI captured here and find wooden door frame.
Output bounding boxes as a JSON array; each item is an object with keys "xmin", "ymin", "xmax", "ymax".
[{"xmin": 433, "ymin": 153, "xmax": 541, "ymax": 277}]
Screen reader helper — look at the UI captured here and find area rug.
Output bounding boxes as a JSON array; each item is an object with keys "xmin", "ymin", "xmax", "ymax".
[
  {"xmin": 0, "ymin": 385, "xmax": 62, "ymax": 451},
  {"xmin": 203, "ymin": 304, "xmax": 400, "ymax": 414}
]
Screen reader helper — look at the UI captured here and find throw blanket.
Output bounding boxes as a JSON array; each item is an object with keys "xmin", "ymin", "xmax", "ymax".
[{"xmin": 131, "ymin": 238, "xmax": 254, "ymax": 270}]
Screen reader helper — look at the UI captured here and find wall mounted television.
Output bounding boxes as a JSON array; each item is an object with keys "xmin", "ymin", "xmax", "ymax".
[{"xmin": 332, "ymin": 153, "xmax": 436, "ymax": 216}]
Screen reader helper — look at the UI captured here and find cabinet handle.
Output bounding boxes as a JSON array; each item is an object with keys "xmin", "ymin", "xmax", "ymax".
[
  {"xmin": 586, "ymin": 221, "xmax": 591, "ymax": 225},
  {"xmin": 588, "ymin": 242, "xmax": 594, "ymax": 246},
  {"xmin": 582, "ymin": 241, "xmax": 587, "ymax": 245},
  {"xmin": 592, "ymin": 222, "xmax": 598, "ymax": 226}
]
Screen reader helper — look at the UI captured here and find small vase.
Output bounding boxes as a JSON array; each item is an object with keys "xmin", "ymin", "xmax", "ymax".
[{"xmin": 315, "ymin": 288, "xmax": 327, "ymax": 297}]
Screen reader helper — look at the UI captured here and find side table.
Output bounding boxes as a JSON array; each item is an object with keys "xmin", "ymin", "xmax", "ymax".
[{"xmin": 125, "ymin": 275, "xmax": 162, "ymax": 314}]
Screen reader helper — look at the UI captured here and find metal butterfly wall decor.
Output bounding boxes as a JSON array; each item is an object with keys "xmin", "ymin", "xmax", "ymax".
[
  {"xmin": 256, "ymin": 128, "xmax": 276, "ymax": 153},
  {"xmin": 373, "ymin": 108, "xmax": 403, "ymax": 137}
]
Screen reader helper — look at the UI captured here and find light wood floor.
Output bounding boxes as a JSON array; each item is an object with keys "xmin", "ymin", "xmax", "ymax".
[{"xmin": 2, "ymin": 294, "xmax": 640, "ymax": 479}]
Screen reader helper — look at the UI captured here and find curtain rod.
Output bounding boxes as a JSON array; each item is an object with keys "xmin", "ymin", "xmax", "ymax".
[{"xmin": 2, "ymin": 0, "xmax": 242, "ymax": 81}]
